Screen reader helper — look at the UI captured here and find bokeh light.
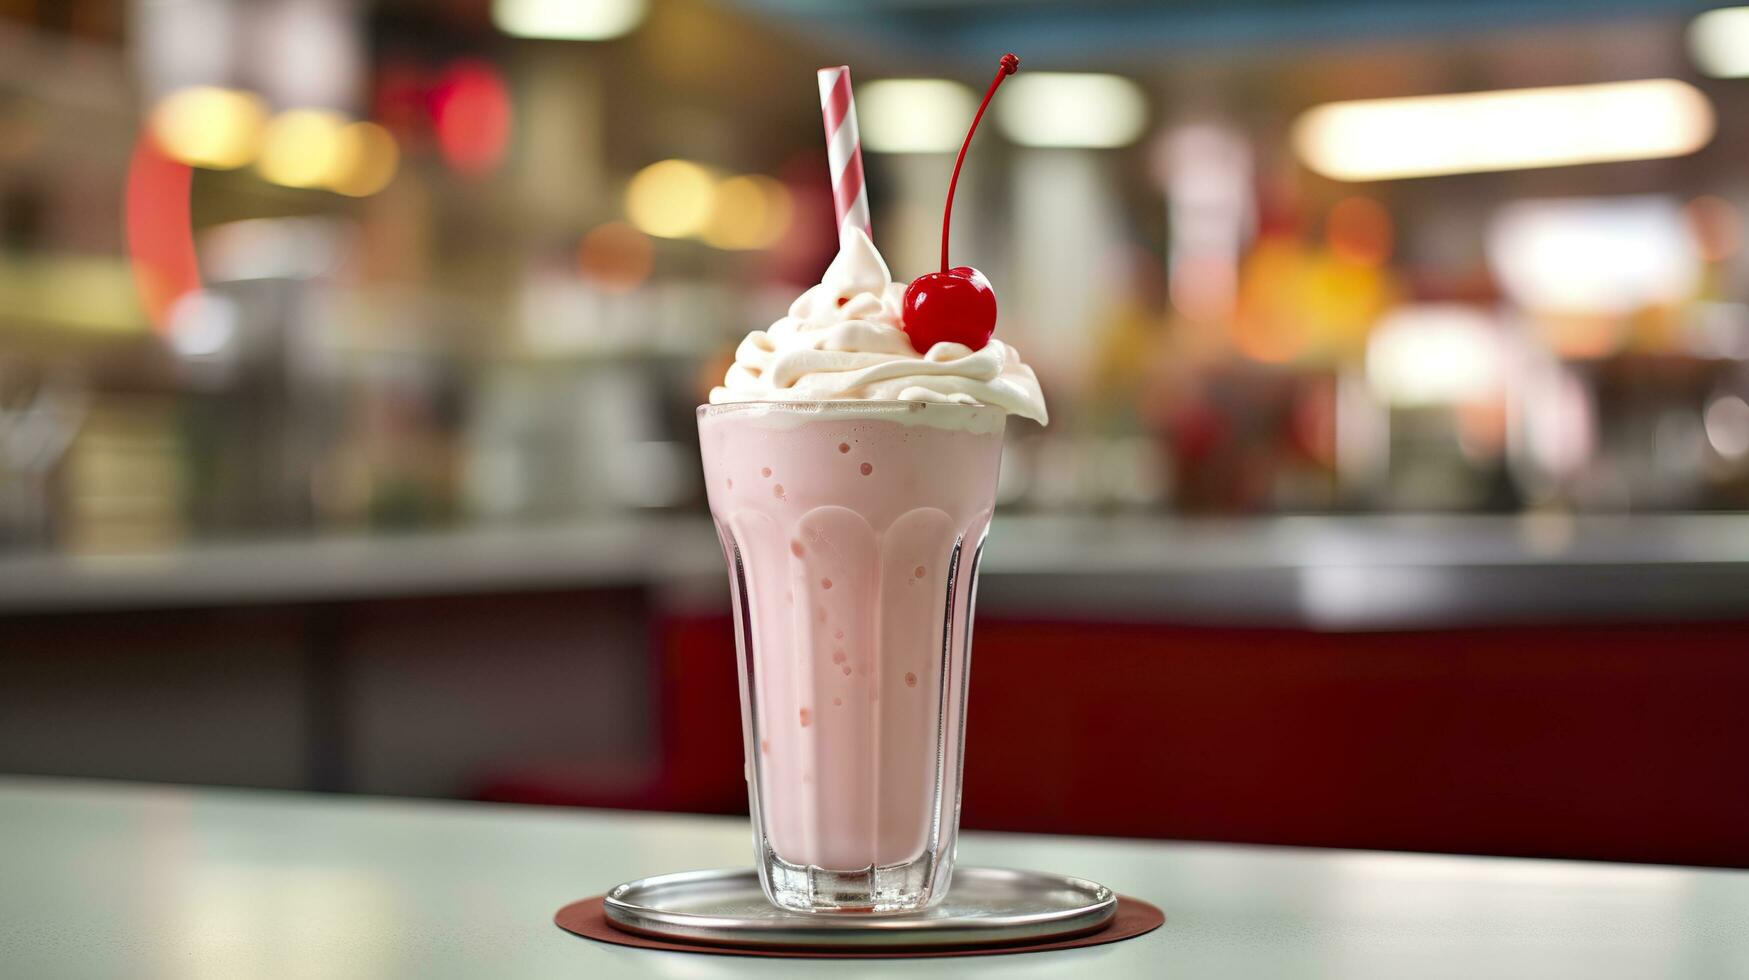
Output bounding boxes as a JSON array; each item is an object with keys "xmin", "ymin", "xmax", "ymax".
[
  {"xmin": 432, "ymin": 60, "xmax": 513, "ymax": 176},
  {"xmin": 1488, "ymin": 196, "xmax": 1698, "ymax": 318},
  {"xmin": 625, "ymin": 159, "xmax": 717, "ymax": 239},
  {"xmin": 577, "ymin": 221, "xmax": 654, "ymax": 292},
  {"xmin": 1170, "ymin": 254, "xmax": 1237, "ymax": 324},
  {"xmin": 701, "ymin": 175, "xmax": 793, "ymax": 250},
  {"xmin": 167, "ymin": 290, "xmax": 240, "ymax": 359},
  {"xmin": 257, "ymin": 109, "xmax": 347, "ymax": 189},
  {"xmin": 493, "ymin": 0, "xmax": 647, "ymax": 40},
  {"xmin": 150, "ymin": 86, "xmax": 268, "ymax": 170},
  {"xmin": 326, "ymin": 122, "xmax": 400, "ymax": 197},
  {"xmin": 1233, "ymin": 239, "xmax": 1310, "ymax": 363},
  {"xmin": 1294, "ymin": 79, "xmax": 1715, "ymax": 181},
  {"xmin": 1704, "ymin": 394, "xmax": 1749, "ymax": 459},
  {"xmin": 861, "ymin": 80, "xmax": 977, "ymax": 154},
  {"xmin": 1689, "ymin": 5, "xmax": 1749, "ymax": 78},
  {"xmin": 1327, "ymin": 196, "xmax": 1393, "ymax": 266},
  {"xmin": 997, "ymin": 73, "xmax": 1148, "ymax": 148},
  {"xmin": 1366, "ymin": 305, "xmax": 1504, "ymax": 407}
]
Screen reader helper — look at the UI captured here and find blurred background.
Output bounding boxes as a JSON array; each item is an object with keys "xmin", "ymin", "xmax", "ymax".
[{"xmin": 3, "ymin": 0, "xmax": 1748, "ymax": 868}]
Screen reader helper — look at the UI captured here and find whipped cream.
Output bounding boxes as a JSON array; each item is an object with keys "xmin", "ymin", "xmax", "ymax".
[{"xmin": 710, "ymin": 227, "xmax": 1047, "ymax": 424}]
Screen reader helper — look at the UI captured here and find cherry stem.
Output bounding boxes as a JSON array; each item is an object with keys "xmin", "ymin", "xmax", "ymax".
[{"xmin": 940, "ymin": 53, "xmax": 1019, "ymax": 273}]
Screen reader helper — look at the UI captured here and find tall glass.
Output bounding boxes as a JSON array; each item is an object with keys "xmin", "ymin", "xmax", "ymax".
[{"xmin": 697, "ymin": 400, "xmax": 1005, "ymax": 913}]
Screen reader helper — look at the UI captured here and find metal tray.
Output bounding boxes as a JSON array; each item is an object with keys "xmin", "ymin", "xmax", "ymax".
[{"xmin": 602, "ymin": 866, "xmax": 1116, "ymax": 949}]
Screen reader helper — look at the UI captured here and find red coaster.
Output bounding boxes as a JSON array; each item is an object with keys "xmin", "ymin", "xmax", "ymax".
[{"xmin": 554, "ymin": 894, "xmax": 1164, "ymax": 959}]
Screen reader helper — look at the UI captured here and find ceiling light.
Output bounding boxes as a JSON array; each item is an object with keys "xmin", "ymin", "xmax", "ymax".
[
  {"xmin": 493, "ymin": 0, "xmax": 646, "ymax": 40},
  {"xmin": 996, "ymin": 73, "xmax": 1147, "ymax": 149},
  {"xmin": 1690, "ymin": 6, "xmax": 1749, "ymax": 78},
  {"xmin": 860, "ymin": 79, "xmax": 977, "ymax": 154},
  {"xmin": 1292, "ymin": 79, "xmax": 1715, "ymax": 181}
]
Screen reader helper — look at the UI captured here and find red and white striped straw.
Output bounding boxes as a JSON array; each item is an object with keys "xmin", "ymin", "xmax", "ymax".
[{"xmin": 817, "ymin": 65, "xmax": 871, "ymax": 240}]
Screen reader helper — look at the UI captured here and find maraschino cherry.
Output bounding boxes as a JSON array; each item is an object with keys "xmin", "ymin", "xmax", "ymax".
[{"xmin": 902, "ymin": 53, "xmax": 1018, "ymax": 354}]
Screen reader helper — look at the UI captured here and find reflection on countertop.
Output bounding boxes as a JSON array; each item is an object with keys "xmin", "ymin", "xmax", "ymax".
[{"xmin": 4, "ymin": 512, "xmax": 1748, "ymax": 629}]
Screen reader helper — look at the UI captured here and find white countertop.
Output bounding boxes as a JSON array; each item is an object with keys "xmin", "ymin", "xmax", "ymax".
[
  {"xmin": 4, "ymin": 513, "xmax": 1749, "ymax": 627},
  {"xmin": 3, "ymin": 777, "xmax": 1747, "ymax": 978}
]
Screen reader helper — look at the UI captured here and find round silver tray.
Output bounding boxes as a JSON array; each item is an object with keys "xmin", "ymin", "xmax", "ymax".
[{"xmin": 603, "ymin": 866, "xmax": 1116, "ymax": 949}]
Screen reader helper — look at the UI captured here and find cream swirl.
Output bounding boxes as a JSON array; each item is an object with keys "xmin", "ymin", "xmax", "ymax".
[{"xmin": 709, "ymin": 226, "xmax": 1048, "ymax": 424}]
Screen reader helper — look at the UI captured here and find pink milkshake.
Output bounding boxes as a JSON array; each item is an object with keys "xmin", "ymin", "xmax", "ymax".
[
  {"xmin": 703, "ymin": 55, "xmax": 1042, "ymax": 912},
  {"xmin": 700, "ymin": 229, "xmax": 1045, "ymax": 915},
  {"xmin": 699, "ymin": 402, "xmax": 1004, "ymax": 911}
]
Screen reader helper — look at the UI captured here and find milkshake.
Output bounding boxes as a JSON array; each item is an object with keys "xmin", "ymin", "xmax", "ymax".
[
  {"xmin": 702, "ymin": 53, "xmax": 1043, "ymax": 913},
  {"xmin": 701, "ymin": 227, "xmax": 1046, "ymax": 913}
]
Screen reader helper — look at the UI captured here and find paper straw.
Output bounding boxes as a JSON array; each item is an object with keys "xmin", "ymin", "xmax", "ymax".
[{"xmin": 817, "ymin": 65, "xmax": 872, "ymax": 240}]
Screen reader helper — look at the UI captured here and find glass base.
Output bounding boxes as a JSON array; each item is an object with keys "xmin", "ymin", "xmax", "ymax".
[{"xmin": 760, "ymin": 847, "xmax": 943, "ymax": 914}]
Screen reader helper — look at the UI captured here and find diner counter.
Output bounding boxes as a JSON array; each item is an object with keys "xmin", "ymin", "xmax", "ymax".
[
  {"xmin": 4, "ymin": 777, "xmax": 1748, "ymax": 979},
  {"xmin": 2, "ymin": 513, "xmax": 1748, "ymax": 628}
]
